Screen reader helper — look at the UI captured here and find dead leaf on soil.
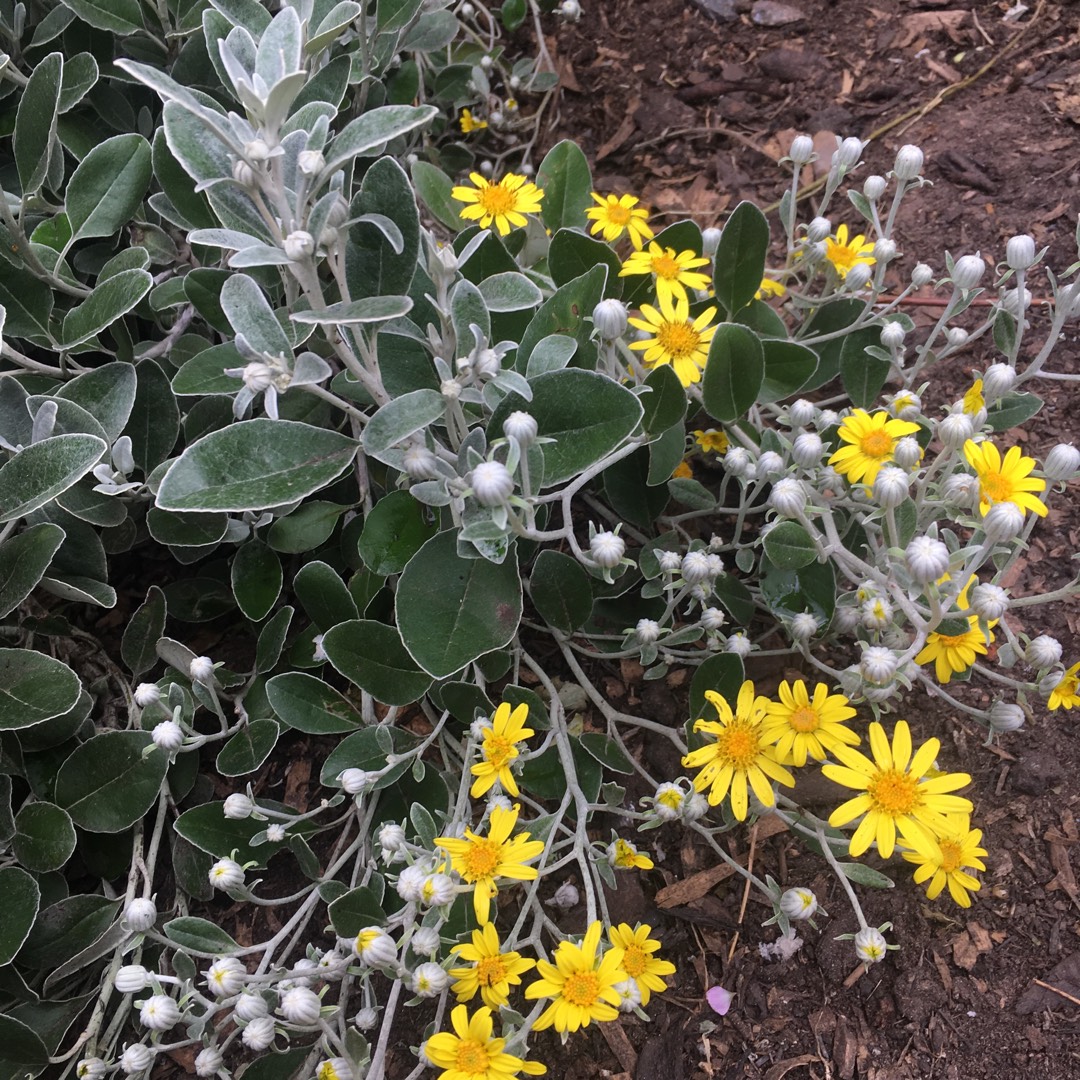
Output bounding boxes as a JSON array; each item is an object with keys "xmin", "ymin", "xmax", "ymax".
[
  {"xmin": 951, "ymin": 920, "xmax": 993, "ymax": 971},
  {"xmin": 764, "ymin": 1054, "xmax": 821, "ymax": 1080},
  {"xmin": 1016, "ymin": 950, "xmax": 1080, "ymax": 1013},
  {"xmin": 893, "ymin": 10, "xmax": 970, "ymax": 49},
  {"xmin": 599, "ymin": 1020, "xmax": 636, "ymax": 1073},
  {"xmin": 596, "ymin": 95, "xmax": 640, "ymax": 161}
]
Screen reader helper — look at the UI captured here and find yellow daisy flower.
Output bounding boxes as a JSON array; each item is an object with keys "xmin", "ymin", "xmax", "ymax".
[
  {"xmin": 470, "ymin": 701, "xmax": 534, "ymax": 799},
  {"xmin": 824, "ymin": 223, "xmax": 875, "ymax": 280},
  {"xmin": 609, "ymin": 838, "xmax": 653, "ymax": 870},
  {"xmin": 962, "ymin": 379, "xmax": 984, "ymax": 416},
  {"xmin": 756, "ymin": 277, "xmax": 787, "ymax": 299},
  {"xmin": 451, "ymin": 172, "xmax": 544, "ymax": 236},
  {"xmin": 672, "ymin": 459, "xmax": 693, "ymax": 479},
  {"xmin": 963, "ymin": 439, "xmax": 1048, "ymax": 519},
  {"xmin": 692, "ymin": 428, "xmax": 729, "ymax": 454},
  {"xmin": 619, "ymin": 241, "xmax": 712, "ymax": 305},
  {"xmin": 915, "ymin": 616, "xmax": 992, "ymax": 683},
  {"xmin": 901, "ymin": 815, "xmax": 987, "ymax": 908},
  {"xmin": 681, "ymin": 680, "xmax": 795, "ymax": 820},
  {"xmin": 525, "ymin": 921, "xmax": 627, "ymax": 1033},
  {"xmin": 585, "ymin": 193, "xmax": 654, "ymax": 250},
  {"xmin": 827, "ymin": 409, "xmax": 921, "ymax": 486},
  {"xmin": 822, "ymin": 720, "xmax": 973, "ymax": 859},
  {"xmin": 423, "ymin": 1004, "xmax": 546, "ymax": 1080},
  {"xmin": 627, "ymin": 292, "xmax": 717, "ymax": 387},
  {"xmin": 607, "ymin": 923, "xmax": 675, "ymax": 1007},
  {"xmin": 1048, "ymin": 661, "xmax": 1080, "ymax": 710},
  {"xmin": 761, "ymin": 680, "xmax": 859, "ymax": 768},
  {"xmin": 450, "ymin": 922, "xmax": 536, "ymax": 1010},
  {"xmin": 460, "ymin": 109, "xmax": 488, "ymax": 134},
  {"xmin": 436, "ymin": 804, "xmax": 545, "ymax": 925}
]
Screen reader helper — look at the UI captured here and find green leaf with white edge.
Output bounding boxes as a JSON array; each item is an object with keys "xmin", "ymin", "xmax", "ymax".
[
  {"xmin": 61, "ymin": 269, "xmax": 153, "ymax": 347},
  {"xmin": 121, "ymin": 585, "xmax": 166, "ymax": 676},
  {"xmin": 763, "ymin": 521, "xmax": 818, "ymax": 570},
  {"xmin": 146, "ymin": 508, "xmax": 229, "ymax": 546},
  {"xmin": 294, "ymin": 561, "xmax": 359, "ymax": 631},
  {"xmin": 689, "ymin": 653, "xmax": 745, "ymax": 721},
  {"xmin": 266, "ymin": 672, "xmax": 363, "ymax": 734},
  {"xmin": 536, "ymin": 139, "xmax": 592, "ymax": 233},
  {"xmin": 156, "ymin": 419, "xmax": 358, "ymax": 513},
  {"xmin": 410, "ymin": 802, "xmax": 437, "ymax": 850},
  {"xmin": 163, "ymin": 917, "xmax": 240, "ymax": 954},
  {"xmin": 0, "ymin": 435, "xmax": 106, "ymax": 524},
  {"xmin": 58, "ymin": 51, "xmax": 98, "ymax": 112},
  {"xmin": 328, "ymin": 885, "xmax": 386, "ymax": 937},
  {"xmin": 322, "ymin": 619, "xmax": 433, "ymax": 706},
  {"xmin": 986, "ymin": 391, "xmax": 1043, "ymax": 432},
  {"xmin": 478, "ymin": 272, "xmax": 543, "ymax": 312},
  {"xmin": 219, "ymin": 273, "xmax": 292, "ymax": 358},
  {"xmin": 411, "ymin": 160, "xmax": 464, "ymax": 232},
  {"xmin": 323, "ymin": 105, "xmax": 438, "ymax": 175},
  {"xmin": 397, "ymin": 530, "xmax": 522, "ymax": 679},
  {"xmin": 54, "ymin": 730, "xmax": 170, "ymax": 833},
  {"xmin": 840, "ymin": 333, "xmax": 891, "ymax": 410},
  {"xmin": 216, "ymin": 720, "xmax": 280, "ymax": 776},
  {"xmin": 172, "ymin": 343, "xmax": 246, "ymax": 396},
  {"xmin": 267, "ymin": 501, "xmax": 349, "ymax": 554},
  {"xmin": 837, "ymin": 861, "xmax": 894, "ymax": 889},
  {"xmin": 358, "ymin": 490, "xmax": 438, "ymax": 576},
  {"xmin": 11, "ymin": 802, "xmax": 76, "ymax": 873},
  {"xmin": 362, "ymin": 389, "xmax": 445, "ymax": 465},
  {"xmin": 529, "ymin": 549, "xmax": 593, "ymax": 634},
  {"xmin": 0, "ymin": 523, "xmax": 66, "ymax": 618},
  {"xmin": 14, "ymin": 52, "xmax": 62, "ymax": 195},
  {"xmin": 578, "ymin": 732, "xmax": 635, "ymax": 774},
  {"xmin": 758, "ymin": 339, "xmax": 819, "ymax": 404},
  {"xmin": 126, "ymin": 359, "xmax": 180, "ymax": 474},
  {"xmin": 66, "ymin": 134, "xmax": 152, "ymax": 243},
  {"xmin": 16, "ymin": 894, "xmax": 119, "ymax": 970},
  {"xmin": 0, "ymin": 649, "xmax": 80, "ymax": 731},
  {"xmin": 307, "ymin": 1, "xmax": 362, "ymax": 51},
  {"xmin": 55, "ymin": 362, "xmax": 137, "ymax": 442},
  {"xmin": 291, "ymin": 296, "xmax": 413, "ymax": 325},
  {"xmin": 548, "ymin": 229, "xmax": 622, "ymax": 295},
  {"xmin": 60, "ymin": 0, "xmax": 144, "ymax": 33},
  {"xmin": 713, "ymin": 200, "xmax": 769, "ymax": 316},
  {"xmin": 668, "ymin": 476, "xmax": 715, "ymax": 509},
  {"xmin": 525, "ymin": 334, "xmax": 577, "ymax": 378},
  {"xmin": 515, "ymin": 264, "xmax": 606, "ymax": 373},
  {"xmin": 231, "ymin": 540, "xmax": 281, "ymax": 621},
  {"xmin": 641, "ymin": 362, "xmax": 688, "ymax": 435},
  {"xmin": 701, "ymin": 323, "xmax": 764, "ymax": 423},
  {"xmin": 401, "ymin": 9, "xmax": 457, "ymax": 49},
  {"xmin": 0, "ymin": 866, "xmax": 39, "ymax": 965},
  {"xmin": 649, "ymin": 421, "xmax": 687, "ymax": 485},
  {"xmin": 320, "ymin": 725, "xmax": 419, "ymax": 791},
  {"xmin": 174, "ymin": 801, "xmax": 297, "ymax": 865},
  {"xmin": 256, "ymin": 605, "xmax": 294, "ymax": 674},
  {"xmin": 0, "ymin": 1014, "xmax": 48, "ymax": 1071}
]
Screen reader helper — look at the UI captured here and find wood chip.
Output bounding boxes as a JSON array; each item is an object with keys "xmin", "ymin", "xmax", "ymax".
[
  {"xmin": 599, "ymin": 1019, "xmax": 637, "ymax": 1074},
  {"xmin": 764, "ymin": 1054, "xmax": 821, "ymax": 1080}
]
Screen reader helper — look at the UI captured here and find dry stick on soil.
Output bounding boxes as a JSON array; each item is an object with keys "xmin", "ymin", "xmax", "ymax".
[
  {"xmin": 1033, "ymin": 978, "xmax": 1080, "ymax": 1008},
  {"xmin": 727, "ymin": 822, "xmax": 759, "ymax": 965}
]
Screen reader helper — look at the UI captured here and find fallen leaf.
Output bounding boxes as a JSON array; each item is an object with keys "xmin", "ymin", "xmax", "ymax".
[
  {"xmin": 765, "ymin": 1056, "xmax": 821, "ymax": 1080},
  {"xmin": 893, "ymin": 10, "xmax": 970, "ymax": 49}
]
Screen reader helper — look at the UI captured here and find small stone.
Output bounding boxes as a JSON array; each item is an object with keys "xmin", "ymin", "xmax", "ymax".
[
  {"xmin": 752, "ymin": 0, "xmax": 806, "ymax": 26},
  {"xmin": 690, "ymin": 0, "xmax": 741, "ymax": 20},
  {"xmin": 757, "ymin": 48, "xmax": 822, "ymax": 84},
  {"xmin": 1011, "ymin": 751, "xmax": 1065, "ymax": 796}
]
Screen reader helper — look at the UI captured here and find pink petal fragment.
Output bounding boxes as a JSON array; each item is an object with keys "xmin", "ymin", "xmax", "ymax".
[{"xmin": 706, "ymin": 985, "xmax": 733, "ymax": 1016}]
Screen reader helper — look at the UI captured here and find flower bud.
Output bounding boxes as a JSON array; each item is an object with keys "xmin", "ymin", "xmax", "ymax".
[
  {"xmin": 396, "ymin": 863, "xmax": 427, "ymax": 902},
  {"xmin": 911, "ymin": 263, "xmax": 934, "ymax": 287},
  {"xmin": 224, "ymin": 793, "xmax": 255, "ymax": 820},
  {"xmin": 893, "ymin": 437, "xmax": 922, "ymax": 470},
  {"xmin": 725, "ymin": 447, "xmax": 753, "ymax": 478},
  {"xmin": 833, "ymin": 604, "xmax": 859, "ymax": 633},
  {"xmin": 873, "ymin": 238, "xmax": 896, "ymax": 263},
  {"xmin": 134, "ymin": 683, "xmax": 160, "ymax": 707},
  {"xmin": 680, "ymin": 550, "xmax": 711, "ymax": 584},
  {"xmin": 892, "ymin": 144, "xmax": 924, "ymax": 181},
  {"xmin": 779, "ymin": 887, "xmax": 818, "ymax": 921},
  {"xmin": 1006, "ymin": 234, "xmax": 1036, "ymax": 271},
  {"xmin": 970, "ymin": 583, "xmax": 1008, "ymax": 621},
  {"xmin": 770, "ymin": 478, "xmax": 807, "ymax": 517},
  {"xmin": 635, "ymin": 618, "xmax": 661, "ymax": 644},
  {"xmin": 593, "ymin": 298, "xmax": 628, "ymax": 339},
  {"xmin": 817, "ymin": 408, "xmax": 839, "ymax": 429},
  {"xmin": 788, "ymin": 399, "xmax": 815, "ymax": 428},
  {"xmin": 700, "ymin": 607, "xmax": 726, "ymax": 631},
  {"xmin": 590, "ymin": 531, "xmax": 625, "ymax": 568},
  {"xmin": 338, "ymin": 768, "xmax": 370, "ymax": 795},
  {"xmin": 807, "ymin": 216, "xmax": 831, "ymax": 243},
  {"xmin": 982, "ymin": 501, "xmax": 1025, "ymax": 541},
  {"xmin": 1027, "ymin": 635, "xmax": 1062, "ymax": 668},
  {"xmin": 615, "ymin": 978, "xmax": 643, "ymax": 1013},
  {"xmin": 1044, "ymin": 444, "xmax": 1080, "ymax": 480},
  {"xmin": 151, "ymin": 720, "xmax": 184, "ymax": 752},
  {"xmin": 298, "ymin": 150, "xmax": 325, "ymax": 176},
  {"xmin": 803, "ymin": 240, "xmax": 827, "ymax": 265},
  {"xmin": 988, "ymin": 701, "xmax": 1025, "ymax": 733},
  {"xmin": 206, "ymin": 957, "xmax": 246, "ymax": 997},
  {"xmin": 945, "ymin": 326, "xmax": 969, "ymax": 348},
  {"xmin": 1003, "ymin": 288, "xmax": 1031, "ymax": 318},
  {"xmin": 420, "ymin": 873, "xmax": 456, "ymax": 907},
  {"xmin": 124, "ymin": 898, "xmax": 157, "ymax": 931},
  {"xmin": 503, "ymin": 411, "xmax": 538, "ymax": 446},
  {"xmin": 1040, "ymin": 669, "xmax": 1067, "ymax": 696},
  {"xmin": 792, "ymin": 432, "xmax": 823, "ymax": 468},
  {"xmin": 232, "ymin": 160, "xmax": 256, "ymax": 188},
  {"xmin": 140, "ymin": 994, "xmax": 181, "ymax": 1031},
  {"xmin": 702, "ymin": 227, "xmax": 722, "ymax": 255},
  {"xmin": 789, "ymin": 134, "xmax": 815, "ymax": 164},
  {"xmin": 844, "ymin": 263, "xmax": 873, "ymax": 291},
  {"xmin": 861, "ymin": 646, "xmax": 898, "ymax": 686},
  {"xmin": 378, "ymin": 822, "xmax": 406, "ymax": 857},
  {"xmin": 981, "ymin": 362, "xmax": 1015, "ymax": 400},
  {"xmin": 77, "ymin": 1059, "xmax": 108, "ymax": 1080},
  {"xmin": 863, "ymin": 175, "xmax": 887, "ymax": 201},
  {"xmin": 706, "ymin": 552, "xmax": 724, "ymax": 577},
  {"xmin": 833, "ymin": 136, "xmax": 865, "ymax": 169},
  {"xmin": 952, "ymin": 254, "xmax": 986, "ymax": 291},
  {"xmin": 354, "ymin": 1007, "xmax": 380, "ymax": 1031},
  {"xmin": 317, "ymin": 1059, "xmax": 354, "ymax": 1080},
  {"xmin": 470, "ymin": 461, "xmax": 515, "ymax": 507},
  {"xmin": 411, "ymin": 927, "xmax": 441, "ymax": 956},
  {"xmin": 266, "ymin": 823, "xmax": 286, "ymax": 843},
  {"xmin": 757, "ymin": 450, "xmax": 784, "ymax": 479},
  {"xmin": 244, "ymin": 139, "xmax": 271, "ymax": 163},
  {"xmin": 872, "ymin": 465, "xmax": 909, "ymax": 509},
  {"xmin": 683, "ymin": 791, "xmax": 709, "ymax": 821},
  {"xmin": 235, "ymin": 991, "xmax": 268, "ymax": 1021},
  {"xmin": 355, "ymin": 927, "xmax": 397, "ymax": 967},
  {"xmin": 241, "ymin": 1016, "xmax": 276, "ymax": 1051},
  {"xmin": 861, "ymin": 597, "xmax": 893, "ymax": 630},
  {"xmin": 854, "ymin": 926, "xmax": 888, "ymax": 964},
  {"xmin": 942, "ymin": 472, "xmax": 977, "ymax": 507},
  {"xmin": 120, "ymin": 1045, "xmax": 154, "ymax": 1075},
  {"xmin": 560, "ymin": 0, "xmax": 581, "ymax": 20},
  {"xmin": 790, "ymin": 612, "xmax": 820, "ymax": 641},
  {"xmin": 725, "ymin": 632, "xmax": 753, "ymax": 657},
  {"xmin": 412, "ymin": 962, "xmax": 449, "ymax": 997},
  {"xmin": 209, "ymin": 858, "xmax": 245, "ymax": 892},
  {"xmin": 195, "ymin": 1048, "xmax": 224, "ymax": 1078},
  {"xmin": 905, "ymin": 536, "xmax": 949, "ymax": 583},
  {"xmin": 402, "ymin": 444, "xmax": 438, "ymax": 481},
  {"xmin": 189, "ymin": 656, "xmax": 215, "ymax": 683},
  {"xmin": 116, "ymin": 965, "xmax": 151, "ymax": 994},
  {"xmin": 279, "ymin": 986, "xmax": 321, "ymax": 1026},
  {"xmin": 938, "ymin": 411, "xmax": 973, "ymax": 450},
  {"xmin": 284, "ymin": 230, "xmax": 315, "ymax": 261},
  {"xmin": 652, "ymin": 782, "xmax": 684, "ymax": 821}
]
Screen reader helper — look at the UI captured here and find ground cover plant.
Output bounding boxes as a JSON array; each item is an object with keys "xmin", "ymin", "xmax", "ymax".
[{"xmin": 0, "ymin": 2, "xmax": 1078, "ymax": 1079}]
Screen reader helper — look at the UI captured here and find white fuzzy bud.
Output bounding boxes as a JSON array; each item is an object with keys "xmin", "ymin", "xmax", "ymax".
[
  {"xmin": 279, "ymin": 986, "xmax": 321, "ymax": 1026},
  {"xmin": 77, "ymin": 1059, "xmax": 108, "ymax": 1080},
  {"xmin": 266, "ymin": 823, "xmax": 286, "ymax": 843},
  {"xmin": 788, "ymin": 399, "xmax": 816, "ymax": 428},
  {"xmin": 283, "ymin": 230, "xmax": 315, "ymax": 261},
  {"xmin": 151, "ymin": 720, "xmax": 184, "ymax": 752},
  {"xmin": 770, "ymin": 478, "xmax": 807, "ymax": 517},
  {"xmin": 411, "ymin": 962, "xmax": 449, "ymax": 998},
  {"xmin": 615, "ymin": 978, "xmax": 643, "ymax": 1013},
  {"xmin": 1003, "ymin": 287, "xmax": 1031, "ymax": 316},
  {"xmin": 590, "ymin": 531, "xmax": 625, "ymax": 568},
  {"xmin": 724, "ymin": 446, "xmax": 753, "ymax": 478},
  {"xmin": 833, "ymin": 604, "xmax": 860, "ymax": 633},
  {"xmin": 244, "ymin": 139, "xmax": 271, "ymax": 162},
  {"xmin": 593, "ymin": 298, "xmax": 628, "ymax": 339},
  {"xmin": 911, "ymin": 263, "xmax": 934, "ymax": 287},
  {"xmin": 945, "ymin": 327, "xmax": 969, "ymax": 349},
  {"xmin": 560, "ymin": 0, "xmax": 581, "ymax": 19},
  {"xmin": 195, "ymin": 1047, "xmax": 224, "ymax": 1078},
  {"xmin": 893, "ymin": 437, "xmax": 922, "ymax": 469},
  {"xmin": 656, "ymin": 550, "xmax": 682, "ymax": 573},
  {"xmin": 232, "ymin": 159, "xmax": 256, "ymax": 187},
  {"xmin": 702, "ymin": 227, "xmax": 722, "ymax": 255},
  {"xmin": 377, "ymin": 822, "xmax": 406, "ymax": 857},
  {"xmin": 780, "ymin": 887, "xmax": 818, "ymax": 920},
  {"xmin": 224, "ymin": 793, "xmax": 255, "ymax": 820},
  {"xmin": 120, "ymin": 1045, "xmax": 154, "ymax": 1075},
  {"xmin": 791, "ymin": 432, "xmax": 824, "ymax": 468},
  {"xmin": 833, "ymin": 136, "xmax": 865, "ymax": 169},
  {"xmin": 140, "ymin": 994, "xmax": 180, "ymax": 1031},
  {"xmin": 208, "ymin": 858, "xmax": 244, "ymax": 892},
  {"xmin": 970, "ymin": 583, "xmax": 1008, "ymax": 621},
  {"xmin": 470, "ymin": 461, "xmax": 514, "ymax": 507},
  {"xmin": 892, "ymin": 144, "xmax": 924, "ymax": 181},
  {"xmin": 681, "ymin": 550, "xmax": 711, "ymax": 584},
  {"xmin": 952, "ymin": 254, "xmax": 986, "ymax": 290},
  {"xmin": 700, "ymin": 607, "xmax": 726, "ymax": 631},
  {"xmin": 503, "ymin": 411, "xmax": 538, "ymax": 446},
  {"xmin": 861, "ymin": 597, "xmax": 893, "ymax": 630},
  {"xmin": 683, "ymin": 791, "xmax": 709, "ymax": 821},
  {"xmin": 1041, "ymin": 669, "xmax": 1067, "ymax": 696},
  {"xmin": 134, "ymin": 683, "xmax": 161, "ymax": 707},
  {"xmin": 206, "ymin": 957, "xmax": 246, "ymax": 997},
  {"xmin": 1027, "ymin": 635, "xmax": 1062, "ymax": 668},
  {"xmin": 189, "ymin": 655, "xmax": 215, "ymax": 683},
  {"xmin": 788, "ymin": 134, "xmax": 815, "ymax": 164},
  {"xmin": 402, "ymin": 444, "xmax": 438, "ymax": 480},
  {"xmin": 298, "ymin": 150, "xmax": 325, "ymax": 176},
  {"xmin": 854, "ymin": 926, "xmax": 888, "ymax": 964},
  {"xmin": 338, "ymin": 768, "xmax": 370, "ymax": 795},
  {"xmin": 1006, "ymin": 234, "xmax": 1036, "ymax": 271},
  {"xmin": 844, "ymin": 263, "xmax": 873, "ymax": 291},
  {"xmin": 988, "ymin": 701, "xmax": 1025, "ymax": 733},
  {"xmin": 411, "ymin": 927, "xmax": 440, "ymax": 957},
  {"xmin": 942, "ymin": 472, "xmax": 978, "ymax": 507},
  {"xmin": 880, "ymin": 321, "xmax": 905, "ymax": 350},
  {"xmin": 807, "ymin": 216, "xmax": 831, "ymax": 243},
  {"xmin": 725, "ymin": 632, "xmax": 753, "ymax": 657},
  {"xmin": 124, "ymin": 898, "xmax": 157, "ymax": 931},
  {"xmin": 115, "ymin": 965, "xmax": 151, "ymax": 994},
  {"xmin": 355, "ymin": 927, "xmax": 397, "ymax": 967},
  {"xmin": 982, "ymin": 500, "xmax": 1025, "ymax": 541},
  {"xmin": 420, "ymin": 873, "xmax": 456, "ymax": 907},
  {"xmin": 241, "ymin": 1016, "xmax": 276, "ymax": 1051},
  {"xmin": 863, "ymin": 175, "xmax": 887, "ymax": 201},
  {"xmin": 395, "ymin": 863, "xmax": 427, "ymax": 902},
  {"xmin": 354, "ymin": 1007, "xmax": 379, "ymax": 1031},
  {"xmin": 1044, "ymin": 444, "xmax": 1080, "ymax": 480},
  {"xmin": 635, "ymin": 618, "xmax": 661, "ymax": 644},
  {"xmin": 652, "ymin": 782, "xmax": 684, "ymax": 821},
  {"xmin": 235, "ymin": 992, "xmax": 268, "ymax": 1021},
  {"xmin": 861, "ymin": 646, "xmax": 898, "ymax": 686},
  {"xmin": 790, "ymin": 612, "xmax": 820, "ymax": 641},
  {"xmin": 757, "ymin": 451, "xmax": 784, "ymax": 480},
  {"xmin": 938, "ymin": 411, "xmax": 974, "ymax": 449},
  {"xmin": 905, "ymin": 536, "xmax": 949, "ymax": 583},
  {"xmin": 317, "ymin": 1059, "xmax": 354, "ymax": 1080},
  {"xmin": 873, "ymin": 465, "xmax": 909, "ymax": 509},
  {"xmin": 982, "ymin": 362, "xmax": 1016, "ymax": 400},
  {"xmin": 873, "ymin": 238, "xmax": 897, "ymax": 263}
]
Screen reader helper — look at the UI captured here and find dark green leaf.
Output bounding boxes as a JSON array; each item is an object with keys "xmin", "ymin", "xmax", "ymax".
[
  {"xmin": 713, "ymin": 201, "xmax": 769, "ymax": 315},
  {"xmin": 701, "ymin": 323, "xmax": 764, "ymax": 422},
  {"xmin": 0, "ymin": 523, "xmax": 65, "ymax": 618},
  {"xmin": 17, "ymin": 893, "xmax": 118, "ymax": 969},
  {"xmin": 256, "ymin": 606, "xmax": 294, "ymax": 674},
  {"xmin": 759, "ymin": 339, "xmax": 818, "ymax": 404},
  {"xmin": 266, "ymin": 673, "xmax": 362, "ymax": 734},
  {"xmin": 986, "ymin": 392, "xmax": 1043, "ymax": 432},
  {"xmin": 529, "ymin": 550, "xmax": 593, "ymax": 634},
  {"xmin": 0, "ymin": 867, "xmax": 39, "ymax": 965},
  {"xmin": 61, "ymin": 269, "xmax": 153, "ymax": 347},
  {"xmin": 322, "ymin": 619, "xmax": 433, "ymax": 705},
  {"xmin": 641, "ymin": 363, "xmax": 687, "ymax": 434},
  {"xmin": 328, "ymin": 886, "xmax": 385, "ymax": 937},
  {"xmin": 293, "ymin": 560, "xmax": 358, "ymax": 631},
  {"xmin": 320, "ymin": 726, "xmax": 418, "ymax": 791},
  {"xmin": 0, "ymin": 649, "xmax": 80, "ymax": 731},
  {"xmin": 689, "ymin": 653, "xmax": 745, "ymax": 721},
  {"xmin": 60, "ymin": 0, "xmax": 144, "ymax": 33},
  {"xmin": 66, "ymin": 134, "xmax": 152, "ymax": 242},
  {"xmin": 216, "ymin": 720, "xmax": 280, "ymax": 776},
  {"xmin": 358, "ymin": 490, "xmax": 438, "ymax": 575},
  {"xmin": 578, "ymin": 732, "xmax": 634, "ymax": 774},
  {"xmin": 12, "ymin": 802, "xmax": 76, "ymax": 873},
  {"xmin": 231, "ymin": 540, "xmax": 282, "ymax": 621},
  {"xmin": 0, "ymin": 435, "xmax": 107, "ymax": 523},
  {"xmin": 14, "ymin": 53, "xmax": 62, "ymax": 195},
  {"xmin": 763, "ymin": 521, "xmax": 818, "ymax": 570},
  {"xmin": 548, "ymin": 229, "xmax": 621, "ymax": 295},
  {"xmin": 126, "ymin": 359, "xmax": 179, "ymax": 474},
  {"xmin": 536, "ymin": 140, "xmax": 592, "ymax": 233},
  {"xmin": 267, "ymin": 500, "xmax": 349, "ymax": 554},
  {"xmin": 163, "ymin": 916, "xmax": 240, "ymax": 953},
  {"xmin": 840, "ymin": 333, "xmax": 891, "ymax": 409}
]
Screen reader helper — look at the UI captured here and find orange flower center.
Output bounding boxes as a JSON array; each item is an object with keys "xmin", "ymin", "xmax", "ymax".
[
  {"xmin": 1057, "ymin": 675, "xmax": 1079, "ymax": 700},
  {"xmin": 478, "ymin": 183, "xmax": 516, "ymax": 216},
  {"xmin": 828, "ymin": 240, "xmax": 858, "ymax": 274},
  {"xmin": 979, "ymin": 470, "xmax": 1013, "ymax": 503},
  {"xmin": 483, "ymin": 733, "xmax": 516, "ymax": 770},
  {"xmin": 462, "ymin": 838, "xmax": 502, "ymax": 879},
  {"xmin": 715, "ymin": 721, "xmax": 759, "ymax": 769},
  {"xmin": 651, "ymin": 253, "xmax": 681, "ymax": 279},
  {"xmin": 938, "ymin": 838, "xmax": 963, "ymax": 874},
  {"xmin": 867, "ymin": 769, "xmax": 919, "ymax": 816},
  {"xmin": 621, "ymin": 944, "xmax": 647, "ymax": 978},
  {"xmin": 476, "ymin": 954, "xmax": 508, "ymax": 986},
  {"xmin": 455, "ymin": 1040, "xmax": 489, "ymax": 1072},
  {"xmin": 859, "ymin": 429, "xmax": 894, "ymax": 459},
  {"xmin": 788, "ymin": 706, "xmax": 820, "ymax": 733},
  {"xmin": 656, "ymin": 320, "xmax": 700, "ymax": 360},
  {"xmin": 606, "ymin": 204, "xmax": 631, "ymax": 225},
  {"xmin": 562, "ymin": 970, "xmax": 601, "ymax": 1007}
]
